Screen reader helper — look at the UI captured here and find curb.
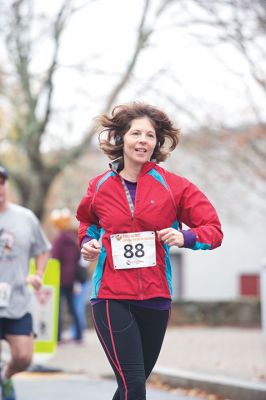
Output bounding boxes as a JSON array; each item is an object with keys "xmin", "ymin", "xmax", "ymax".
[{"xmin": 152, "ymin": 367, "xmax": 266, "ymax": 400}]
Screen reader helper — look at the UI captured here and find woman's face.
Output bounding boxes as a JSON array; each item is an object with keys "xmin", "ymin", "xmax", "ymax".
[{"xmin": 123, "ymin": 117, "xmax": 157, "ymax": 167}]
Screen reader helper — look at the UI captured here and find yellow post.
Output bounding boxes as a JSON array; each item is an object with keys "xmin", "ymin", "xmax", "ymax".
[{"xmin": 30, "ymin": 258, "xmax": 60, "ymax": 355}]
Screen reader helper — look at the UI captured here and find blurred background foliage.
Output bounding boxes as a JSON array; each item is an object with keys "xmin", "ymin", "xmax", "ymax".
[{"xmin": 0, "ymin": 0, "xmax": 265, "ymax": 226}]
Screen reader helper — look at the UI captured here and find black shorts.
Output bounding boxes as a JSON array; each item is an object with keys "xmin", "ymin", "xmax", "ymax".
[{"xmin": 0, "ymin": 313, "xmax": 33, "ymax": 339}]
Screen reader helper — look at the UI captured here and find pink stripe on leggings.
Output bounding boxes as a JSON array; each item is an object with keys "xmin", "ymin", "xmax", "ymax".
[
  {"xmin": 106, "ymin": 300, "xmax": 128, "ymax": 400},
  {"xmin": 92, "ymin": 305, "xmax": 119, "ymax": 371},
  {"xmin": 92, "ymin": 302, "xmax": 128, "ymax": 400}
]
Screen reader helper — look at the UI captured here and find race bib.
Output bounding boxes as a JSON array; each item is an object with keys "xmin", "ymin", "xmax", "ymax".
[
  {"xmin": 0, "ymin": 282, "xmax": 11, "ymax": 308},
  {"xmin": 110, "ymin": 231, "xmax": 156, "ymax": 269}
]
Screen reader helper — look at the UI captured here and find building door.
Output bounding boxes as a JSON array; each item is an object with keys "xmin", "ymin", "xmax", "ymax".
[{"xmin": 239, "ymin": 274, "xmax": 260, "ymax": 297}]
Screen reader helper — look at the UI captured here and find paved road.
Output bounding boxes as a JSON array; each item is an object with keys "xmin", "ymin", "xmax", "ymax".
[
  {"xmin": 6, "ymin": 326, "xmax": 265, "ymax": 400},
  {"xmin": 14, "ymin": 374, "xmax": 198, "ymax": 400}
]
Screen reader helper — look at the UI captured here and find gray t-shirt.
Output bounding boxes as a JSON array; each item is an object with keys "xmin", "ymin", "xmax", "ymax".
[{"xmin": 0, "ymin": 203, "xmax": 51, "ymax": 318}]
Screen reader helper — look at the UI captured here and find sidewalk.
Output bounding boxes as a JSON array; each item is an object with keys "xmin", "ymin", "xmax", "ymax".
[
  {"xmin": 41, "ymin": 326, "xmax": 266, "ymax": 399},
  {"xmin": 14, "ymin": 375, "xmax": 194, "ymax": 400}
]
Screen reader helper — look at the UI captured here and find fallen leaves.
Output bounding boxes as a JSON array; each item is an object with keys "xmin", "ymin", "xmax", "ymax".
[{"xmin": 147, "ymin": 375, "xmax": 231, "ymax": 399}]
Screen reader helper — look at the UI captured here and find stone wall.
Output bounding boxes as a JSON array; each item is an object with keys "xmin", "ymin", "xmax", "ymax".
[
  {"xmin": 85, "ymin": 298, "xmax": 261, "ymax": 329},
  {"xmin": 169, "ymin": 299, "xmax": 261, "ymax": 327}
]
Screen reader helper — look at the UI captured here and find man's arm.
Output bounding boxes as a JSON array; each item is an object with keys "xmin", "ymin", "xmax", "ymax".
[{"xmin": 26, "ymin": 251, "xmax": 49, "ymax": 290}]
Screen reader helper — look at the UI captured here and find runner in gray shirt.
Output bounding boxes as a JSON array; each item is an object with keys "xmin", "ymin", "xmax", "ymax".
[{"xmin": 0, "ymin": 165, "xmax": 51, "ymax": 400}]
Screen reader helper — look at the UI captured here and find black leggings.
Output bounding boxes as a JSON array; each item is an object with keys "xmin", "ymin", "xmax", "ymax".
[{"xmin": 92, "ymin": 300, "xmax": 170, "ymax": 400}]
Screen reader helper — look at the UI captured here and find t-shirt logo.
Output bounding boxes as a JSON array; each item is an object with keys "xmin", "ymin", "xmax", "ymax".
[{"xmin": 0, "ymin": 229, "xmax": 15, "ymax": 259}]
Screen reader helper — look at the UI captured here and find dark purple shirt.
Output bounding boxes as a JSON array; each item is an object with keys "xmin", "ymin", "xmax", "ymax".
[
  {"xmin": 123, "ymin": 178, "xmax": 137, "ymax": 203},
  {"xmin": 91, "ymin": 298, "xmax": 171, "ymax": 310},
  {"xmin": 51, "ymin": 230, "xmax": 80, "ymax": 287}
]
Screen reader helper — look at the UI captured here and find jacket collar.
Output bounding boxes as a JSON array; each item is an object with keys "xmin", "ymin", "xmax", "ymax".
[
  {"xmin": 109, "ymin": 158, "xmax": 156, "ymax": 176},
  {"xmin": 109, "ymin": 157, "xmax": 123, "ymax": 173}
]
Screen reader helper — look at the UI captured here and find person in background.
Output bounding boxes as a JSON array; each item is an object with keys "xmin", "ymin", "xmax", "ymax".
[
  {"xmin": 70, "ymin": 256, "xmax": 91, "ymax": 339},
  {"xmin": 50, "ymin": 208, "xmax": 83, "ymax": 343},
  {"xmin": 76, "ymin": 103, "xmax": 223, "ymax": 400},
  {"xmin": 0, "ymin": 165, "xmax": 50, "ymax": 400}
]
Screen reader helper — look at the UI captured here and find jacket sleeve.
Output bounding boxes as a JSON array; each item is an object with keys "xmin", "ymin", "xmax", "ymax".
[
  {"xmin": 176, "ymin": 178, "xmax": 223, "ymax": 250},
  {"xmin": 76, "ymin": 178, "xmax": 101, "ymax": 247}
]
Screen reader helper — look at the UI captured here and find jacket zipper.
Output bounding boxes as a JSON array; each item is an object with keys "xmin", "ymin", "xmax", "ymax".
[{"xmin": 120, "ymin": 176, "xmax": 144, "ymax": 299}]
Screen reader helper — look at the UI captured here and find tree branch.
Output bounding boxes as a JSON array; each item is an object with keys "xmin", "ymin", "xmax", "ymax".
[
  {"xmin": 61, "ymin": 0, "xmax": 175, "ymax": 164},
  {"xmin": 38, "ymin": 0, "xmax": 72, "ymax": 136}
]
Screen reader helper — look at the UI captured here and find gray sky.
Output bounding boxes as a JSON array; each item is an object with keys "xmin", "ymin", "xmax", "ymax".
[{"xmin": 29, "ymin": 0, "xmax": 265, "ymax": 150}]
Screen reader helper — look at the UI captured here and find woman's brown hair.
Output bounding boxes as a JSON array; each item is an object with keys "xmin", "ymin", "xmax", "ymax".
[{"xmin": 96, "ymin": 102, "xmax": 180, "ymax": 162}]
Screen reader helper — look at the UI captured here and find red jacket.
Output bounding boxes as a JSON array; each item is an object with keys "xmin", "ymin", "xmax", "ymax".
[{"xmin": 76, "ymin": 161, "xmax": 223, "ymax": 300}]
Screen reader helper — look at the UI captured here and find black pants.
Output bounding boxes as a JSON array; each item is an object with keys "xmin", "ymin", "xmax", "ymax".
[{"xmin": 92, "ymin": 300, "xmax": 170, "ymax": 400}]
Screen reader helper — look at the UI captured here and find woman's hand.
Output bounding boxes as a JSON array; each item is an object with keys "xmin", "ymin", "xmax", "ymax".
[
  {"xmin": 81, "ymin": 239, "xmax": 101, "ymax": 261},
  {"xmin": 157, "ymin": 228, "xmax": 184, "ymax": 248}
]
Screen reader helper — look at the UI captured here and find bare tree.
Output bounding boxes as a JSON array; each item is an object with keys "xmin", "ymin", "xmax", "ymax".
[
  {"xmin": 1, "ymin": 0, "xmax": 265, "ymax": 222},
  {"xmin": 0, "ymin": 0, "xmax": 173, "ymax": 218},
  {"xmin": 179, "ymin": 0, "xmax": 266, "ymax": 187}
]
